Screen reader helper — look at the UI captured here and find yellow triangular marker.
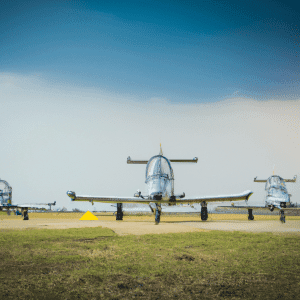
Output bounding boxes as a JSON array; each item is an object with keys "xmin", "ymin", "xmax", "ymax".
[{"xmin": 80, "ymin": 211, "xmax": 98, "ymax": 220}]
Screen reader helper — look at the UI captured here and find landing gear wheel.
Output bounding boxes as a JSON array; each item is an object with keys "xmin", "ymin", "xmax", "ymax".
[
  {"xmin": 201, "ymin": 207, "xmax": 208, "ymax": 221},
  {"xmin": 116, "ymin": 203, "xmax": 123, "ymax": 220},
  {"xmin": 248, "ymin": 209, "xmax": 254, "ymax": 221},
  {"xmin": 23, "ymin": 210, "xmax": 29, "ymax": 220},
  {"xmin": 155, "ymin": 204, "xmax": 161, "ymax": 225},
  {"xmin": 280, "ymin": 210, "xmax": 285, "ymax": 223}
]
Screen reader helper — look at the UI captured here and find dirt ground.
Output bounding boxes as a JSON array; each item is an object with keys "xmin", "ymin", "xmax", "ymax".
[{"xmin": 1, "ymin": 213, "xmax": 300, "ymax": 235}]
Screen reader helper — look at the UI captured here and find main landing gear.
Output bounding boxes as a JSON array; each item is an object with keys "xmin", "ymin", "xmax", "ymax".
[
  {"xmin": 201, "ymin": 202, "xmax": 208, "ymax": 221},
  {"xmin": 116, "ymin": 203, "xmax": 123, "ymax": 220},
  {"xmin": 280, "ymin": 210, "xmax": 285, "ymax": 223},
  {"xmin": 248, "ymin": 209, "xmax": 254, "ymax": 220},
  {"xmin": 155, "ymin": 204, "xmax": 162, "ymax": 225},
  {"xmin": 22, "ymin": 209, "xmax": 29, "ymax": 220}
]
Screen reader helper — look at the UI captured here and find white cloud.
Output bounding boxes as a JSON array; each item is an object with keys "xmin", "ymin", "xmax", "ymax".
[{"xmin": 0, "ymin": 73, "xmax": 299, "ymax": 210}]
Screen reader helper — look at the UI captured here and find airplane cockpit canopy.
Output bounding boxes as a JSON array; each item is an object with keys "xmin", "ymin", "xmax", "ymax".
[
  {"xmin": 265, "ymin": 176, "xmax": 287, "ymax": 191},
  {"xmin": 145, "ymin": 155, "xmax": 174, "ymax": 181}
]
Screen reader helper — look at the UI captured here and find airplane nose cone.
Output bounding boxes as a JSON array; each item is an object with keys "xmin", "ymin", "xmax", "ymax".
[{"xmin": 67, "ymin": 191, "xmax": 76, "ymax": 200}]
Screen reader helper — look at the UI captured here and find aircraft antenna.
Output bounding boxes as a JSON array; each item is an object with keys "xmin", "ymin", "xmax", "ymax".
[{"xmin": 159, "ymin": 143, "xmax": 163, "ymax": 156}]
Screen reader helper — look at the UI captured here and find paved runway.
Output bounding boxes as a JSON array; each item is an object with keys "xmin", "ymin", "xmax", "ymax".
[
  {"xmin": 1, "ymin": 217, "xmax": 299, "ymax": 235},
  {"xmin": 182, "ymin": 220, "xmax": 300, "ymax": 234}
]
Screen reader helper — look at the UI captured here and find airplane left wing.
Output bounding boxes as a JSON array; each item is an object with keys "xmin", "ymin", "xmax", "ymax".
[
  {"xmin": 67, "ymin": 191, "xmax": 153, "ymax": 204},
  {"xmin": 174, "ymin": 190, "xmax": 253, "ymax": 203}
]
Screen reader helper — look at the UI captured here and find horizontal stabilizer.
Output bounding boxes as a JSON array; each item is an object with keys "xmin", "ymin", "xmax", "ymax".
[
  {"xmin": 127, "ymin": 157, "xmax": 148, "ymax": 164},
  {"xmin": 254, "ymin": 177, "xmax": 267, "ymax": 182},
  {"xmin": 284, "ymin": 175, "xmax": 297, "ymax": 183},
  {"xmin": 169, "ymin": 158, "xmax": 198, "ymax": 163},
  {"xmin": 127, "ymin": 156, "xmax": 198, "ymax": 164}
]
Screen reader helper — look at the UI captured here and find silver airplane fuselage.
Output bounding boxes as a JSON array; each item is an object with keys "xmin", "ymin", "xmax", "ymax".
[
  {"xmin": 145, "ymin": 155, "xmax": 175, "ymax": 200},
  {"xmin": 264, "ymin": 175, "xmax": 290, "ymax": 209}
]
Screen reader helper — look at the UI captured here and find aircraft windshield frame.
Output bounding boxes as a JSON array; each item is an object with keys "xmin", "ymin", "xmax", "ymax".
[
  {"xmin": 265, "ymin": 176, "xmax": 287, "ymax": 190},
  {"xmin": 145, "ymin": 155, "xmax": 174, "ymax": 181}
]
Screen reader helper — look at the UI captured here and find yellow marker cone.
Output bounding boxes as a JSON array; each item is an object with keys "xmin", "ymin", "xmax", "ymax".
[{"xmin": 79, "ymin": 211, "xmax": 98, "ymax": 220}]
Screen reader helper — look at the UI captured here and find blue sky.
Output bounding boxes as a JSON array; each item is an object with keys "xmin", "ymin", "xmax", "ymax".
[{"xmin": 1, "ymin": 0, "xmax": 299, "ymax": 102}]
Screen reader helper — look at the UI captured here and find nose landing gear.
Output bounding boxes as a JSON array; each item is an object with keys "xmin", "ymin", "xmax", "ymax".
[
  {"xmin": 280, "ymin": 210, "xmax": 285, "ymax": 223},
  {"xmin": 22, "ymin": 209, "xmax": 29, "ymax": 220},
  {"xmin": 155, "ymin": 204, "xmax": 162, "ymax": 225}
]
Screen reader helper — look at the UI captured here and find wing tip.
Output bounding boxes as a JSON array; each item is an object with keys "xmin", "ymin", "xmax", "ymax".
[
  {"xmin": 67, "ymin": 191, "xmax": 76, "ymax": 200},
  {"xmin": 245, "ymin": 190, "xmax": 253, "ymax": 200}
]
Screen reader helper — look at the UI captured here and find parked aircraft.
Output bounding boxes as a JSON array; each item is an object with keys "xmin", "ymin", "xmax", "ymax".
[
  {"xmin": 67, "ymin": 147, "xmax": 253, "ymax": 224},
  {"xmin": 0, "ymin": 178, "xmax": 47, "ymax": 220},
  {"xmin": 0, "ymin": 202, "xmax": 46, "ymax": 220},
  {"xmin": 221, "ymin": 175, "xmax": 298, "ymax": 223}
]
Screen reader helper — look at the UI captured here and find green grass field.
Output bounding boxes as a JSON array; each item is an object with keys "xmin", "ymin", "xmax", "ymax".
[{"xmin": 0, "ymin": 226, "xmax": 299, "ymax": 299}]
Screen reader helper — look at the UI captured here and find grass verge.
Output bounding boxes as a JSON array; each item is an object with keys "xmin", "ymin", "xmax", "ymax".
[{"xmin": 0, "ymin": 227, "xmax": 299, "ymax": 299}]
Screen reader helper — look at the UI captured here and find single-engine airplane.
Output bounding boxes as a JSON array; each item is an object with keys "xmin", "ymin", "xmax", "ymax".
[
  {"xmin": 220, "ymin": 175, "xmax": 298, "ymax": 223},
  {"xmin": 0, "ymin": 178, "xmax": 48, "ymax": 220},
  {"xmin": 67, "ymin": 147, "xmax": 253, "ymax": 224}
]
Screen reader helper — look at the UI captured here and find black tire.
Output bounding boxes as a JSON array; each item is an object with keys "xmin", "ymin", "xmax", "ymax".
[
  {"xmin": 23, "ymin": 211, "xmax": 29, "ymax": 220},
  {"xmin": 116, "ymin": 203, "xmax": 123, "ymax": 220},
  {"xmin": 155, "ymin": 204, "xmax": 161, "ymax": 224},
  {"xmin": 201, "ymin": 207, "xmax": 208, "ymax": 221}
]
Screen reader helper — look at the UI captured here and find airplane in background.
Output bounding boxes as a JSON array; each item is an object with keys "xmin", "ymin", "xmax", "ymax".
[
  {"xmin": 67, "ymin": 146, "xmax": 253, "ymax": 224},
  {"xmin": 0, "ymin": 199, "xmax": 46, "ymax": 219},
  {"xmin": 0, "ymin": 178, "xmax": 48, "ymax": 220},
  {"xmin": 220, "ymin": 175, "xmax": 298, "ymax": 223}
]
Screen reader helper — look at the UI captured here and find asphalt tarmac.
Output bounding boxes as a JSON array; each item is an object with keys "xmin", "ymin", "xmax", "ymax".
[{"xmin": 1, "ymin": 215, "xmax": 299, "ymax": 235}]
